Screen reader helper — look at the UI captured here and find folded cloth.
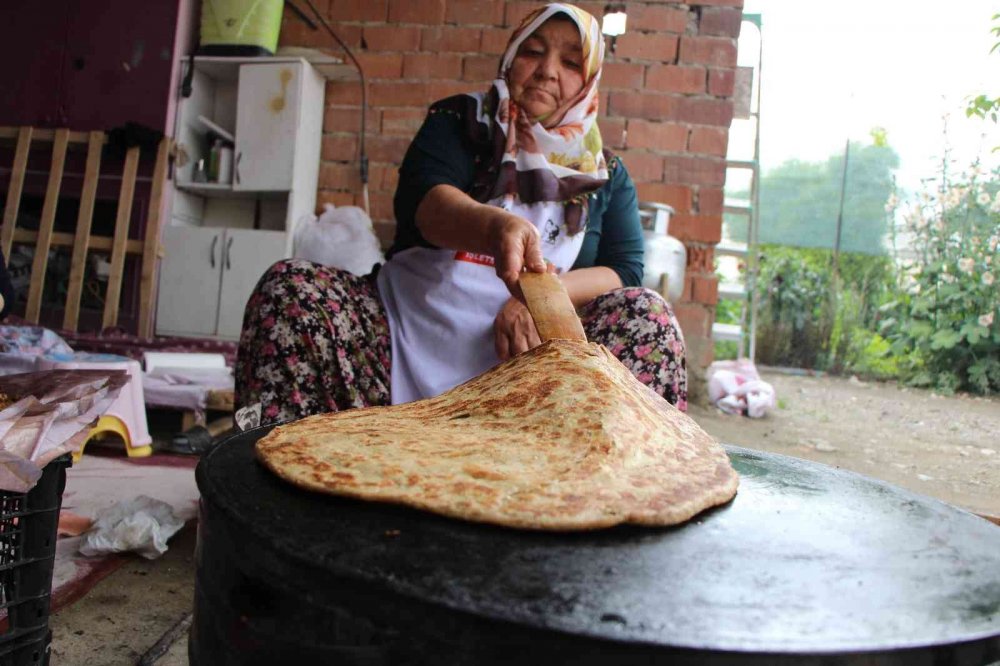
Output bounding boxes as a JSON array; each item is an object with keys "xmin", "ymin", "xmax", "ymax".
[
  {"xmin": 0, "ymin": 326, "xmax": 75, "ymax": 376},
  {"xmin": 707, "ymin": 360, "xmax": 776, "ymax": 419}
]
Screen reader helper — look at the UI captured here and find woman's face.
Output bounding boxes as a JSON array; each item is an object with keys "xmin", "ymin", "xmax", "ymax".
[{"xmin": 508, "ymin": 17, "xmax": 585, "ymax": 125}]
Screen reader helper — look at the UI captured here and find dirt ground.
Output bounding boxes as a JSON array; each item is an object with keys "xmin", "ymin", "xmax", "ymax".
[{"xmin": 689, "ymin": 368, "xmax": 1000, "ymax": 521}]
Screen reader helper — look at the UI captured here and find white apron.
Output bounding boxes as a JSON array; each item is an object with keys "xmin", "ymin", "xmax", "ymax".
[{"xmin": 377, "ymin": 200, "xmax": 584, "ymax": 404}]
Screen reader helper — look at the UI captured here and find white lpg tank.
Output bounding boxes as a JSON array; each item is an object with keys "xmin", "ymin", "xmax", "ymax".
[{"xmin": 639, "ymin": 202, "xmax": 686, "ymax": 303}]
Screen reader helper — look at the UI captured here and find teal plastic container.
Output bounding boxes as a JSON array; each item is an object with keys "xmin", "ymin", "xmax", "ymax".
[{"xmin": 199, "ymin": 0, "xmax": 285, "ymax": 56}]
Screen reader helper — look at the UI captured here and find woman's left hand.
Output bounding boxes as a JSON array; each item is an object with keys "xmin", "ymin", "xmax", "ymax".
[{"xmin": 493, "ymin": 297, "xmax": 541, "ymax": 361}]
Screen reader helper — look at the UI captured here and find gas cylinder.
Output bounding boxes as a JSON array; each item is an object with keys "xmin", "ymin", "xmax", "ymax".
[{"xmin": 641, "ymin": 203, "xmax": 686, "ymax": 303}]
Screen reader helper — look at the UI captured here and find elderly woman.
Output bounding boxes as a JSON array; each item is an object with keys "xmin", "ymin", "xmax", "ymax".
[{"xmin": 236, "ymin": 3, "xmax": 686, "ymax": 424}]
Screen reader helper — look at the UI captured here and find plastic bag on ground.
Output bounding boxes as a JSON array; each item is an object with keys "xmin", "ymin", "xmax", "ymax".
[
  {"xmin": 707, "ymin": 359, "xmax": 776, "ymax": 418},
  {"xmin": 293, "ymin": 203, "xmax": 384, "ymax": 276},
  {"xmin": 78, "ymin": 495, "xmax": 185, "ymax": 560}
]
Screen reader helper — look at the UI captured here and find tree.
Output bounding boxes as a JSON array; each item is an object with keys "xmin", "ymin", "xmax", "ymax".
[{"xmin": 726, "ymin": 140, "xmax": 900, "ymax": 255}]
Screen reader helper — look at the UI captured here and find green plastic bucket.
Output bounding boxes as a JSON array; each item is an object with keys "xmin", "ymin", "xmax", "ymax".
[{"xmin": 199, "ymin": 0, "xmax": 284, "ymax": 57}]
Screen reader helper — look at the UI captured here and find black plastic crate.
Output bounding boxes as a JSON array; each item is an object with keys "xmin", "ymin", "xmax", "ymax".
[{"xmin": 0, "ymin": 455, "xmax": 72, "ymax": 666}]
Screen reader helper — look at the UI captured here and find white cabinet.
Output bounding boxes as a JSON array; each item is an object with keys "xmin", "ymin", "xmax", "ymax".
[
  {"xmin": 156, "ymin": 226, "xmax": 286, "ymax": 340},
  {"xmin": 233, "ymin": 63, "xmax": 301, "ymax": 191},
  {"xmin": 156, "ymin": 55, "xmax": 336, "ymax": 340}
]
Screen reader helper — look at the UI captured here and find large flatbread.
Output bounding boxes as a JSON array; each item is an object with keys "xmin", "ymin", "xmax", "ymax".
[{"xmin": 256, "ymin": 340, "xmax": 739, "ymax": 530}]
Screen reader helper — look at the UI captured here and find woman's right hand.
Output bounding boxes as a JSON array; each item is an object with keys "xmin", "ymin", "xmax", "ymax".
[{"xmin": 489, "ymin": 212, "xmax": 547, "ymax": 299}]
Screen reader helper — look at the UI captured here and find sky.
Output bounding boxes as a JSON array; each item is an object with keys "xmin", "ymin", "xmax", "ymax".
[{"xmin": 727, "ymin": 0, "xmax": 1000, "ymax": 195}]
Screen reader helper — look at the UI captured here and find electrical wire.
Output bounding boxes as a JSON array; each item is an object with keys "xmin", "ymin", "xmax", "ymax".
[{"xmin": 297, "ymin": 0, "xmax": 370, "ymax": 216}]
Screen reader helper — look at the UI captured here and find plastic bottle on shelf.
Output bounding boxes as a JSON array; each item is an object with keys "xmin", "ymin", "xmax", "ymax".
[{"xmin": 208, "ymin": 139, "xmax": 222, "ymax": 182}]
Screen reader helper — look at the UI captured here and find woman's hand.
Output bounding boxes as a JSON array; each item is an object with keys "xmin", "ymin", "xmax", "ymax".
[
  {"xmin": 493, "ymin": 296, "xmax": 541, "ymax": 361},
  {"xmin": 488, "ymin": 212, "xmax": 547, "ymax": 299}
]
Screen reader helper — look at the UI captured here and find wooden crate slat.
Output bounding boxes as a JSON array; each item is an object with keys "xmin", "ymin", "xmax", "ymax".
[
  {"xmin": 13, "ymin": 228, "xmax": 144, "ymax": 254},
  {"xmin": 62, "ymin": 131, "xmax": 105, "ymax": 332},
  {"xmin": 25, "ymin": 129, "xmax": 69, "ymax": 324},
  {"xmin": 0, "ymin": 127, "xmax": 94, "ymax": 144},
  {"xmin": 1, "ymin": 127, "xmax": 33, "ymax": 262},
  {"xmin": 102, "ymin": 146, "xmax": 140, "ymax": 329},
  {"xmin": 138, "ymin": 138, "xmax": 170, "ymax": 338}
]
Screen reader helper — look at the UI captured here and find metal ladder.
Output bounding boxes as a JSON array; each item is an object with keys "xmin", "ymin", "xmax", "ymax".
[{"xmin": 712, "ymin": 13, "xmax": 762, "ymax": 361}]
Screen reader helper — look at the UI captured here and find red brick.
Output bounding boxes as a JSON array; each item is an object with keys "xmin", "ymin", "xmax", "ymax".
[
  {"xmin": 480, "ymin": 28, "xmax": 511, "ymax": 54},
  {"xmin": 355, "ymin": 53, "xmax": 403, "ymax": 79},
  {"xmin": 446, "ymin": 0, "xmax": 505, "ymax": 25},
  {"xmin": 318, "ymin": 190, "xmax": 358, "ymax": 207},
  {"xmin": 646, "ymin": 65, "xmax": 706, "ymax": 94},
  {"xmin": 669, "ymin": 212, "xmax": 723, "ymax": 244},
  {"xmin": 427, "ymin": 80, "xmax": 473, "ymax": 100},
  {"xmin": 708, "ymin": 68, "xmax": 735, "ymax": 97},
  {"xmin": 672, "ymin": 97, "xmax": 734, "ymax": 126},
  {"xmin": 614, "ymin": 33, "xmax": 678, "ymax": 62},
  {"xmin": 325, "ymin": 80, "xmax": 363, "ymax": 105},
  {"xmin": 369, "ymin": 81, "xmax": 433, "ymax": 107},
  {"xmin": 403, "ymin": 53, "xmax": 463, "ymax": 79},
  {"xmin": 421, "ymin": 26, "xmax": 482, "ymax": 52},
  {"xmin": 369, "ymin": 191, "xmax": 396, "ymax": 223},
  {"xmin": 321, "ymin": 134, "xmax": 359, "ymax": 161},
  {"xmin": 700, "ymin": 7, "xmax": 743, "ymax": 38},
  {"xmin": 381, "ymin": 107, "xmax": 428, "ymax": 135},
  {"xmin": 326, "ymin": 0, "xmax": 388, "ymax": 22},
  {"xmin": 691, "ymin": 274, "xmax": 719, "ymax": 305},
  {"xmin": 367, "ymin": 135, "xmax": 413, "ymax": 164},
  {"xmin": 626, "ymin": 119, "xmax": 687, "ymax": 151},
  {"xmin": 323, "ymin": 106, "xmax": 378, "ymax": 133},
  {"xmin": 601, "ymin": 62, "xmax": 644, "ymax": 90},
  {"xmin": 628, "ymin": 4, "xmax": 689, "ymax": 33},
  {"xmin": 690, "ymin": 0, "xmax": 744, "ymax": 7},
  {"xmin": 689, "ymin": 126, "xmax": 728, "ymax": 156},
  {"xmin": 619, "ymin": 151, "xmax": 663, "ymax": 183},
  {"xmin": 319, "ymin": 162, "xmax": 359, "ymax": 190},
  {"xmin": 664, "ymin": 155, "xmax": 726, "ymax": 187},
  {"xmin": 280, "ymin": 17, "xmax": 361, "ymax": 49},
  {"xmin": 463, "ymin": 55, "xmax": 500, "ymax": 82},
  {"xmin": 363, "ymin": 25, "xmax": 422, "ymax": 51},
  {"xmin": 674, "ymin": 303, "xmax": 711, "ymax": 338},
  {"xmin": 608, "ymin": 92, "xmax": 675, "ymax": 120},
  {"xmin": 678, "ymin": 36, "xmax": 737, "ymax": 68},
  {"xmin": 505, "ymin": 1, "xmax": 542, "ymax": 27},
  {"xmin": 634, "ymin": 182, "xmax": 693, "ymax": 212},
  {"xmin": 389, "ymin": 0, "xmax": 445, "ymax": 24},
  {"xmin": 373, "ymin": 164, "xmax": 400, "ymax": 193},
  {"xmin": 698, "ymin": 187, "xmax": 724, "ymax": 215},
  {"xmin": 597, "ymin": 117, "xmax": 626, "ymax": 149}
]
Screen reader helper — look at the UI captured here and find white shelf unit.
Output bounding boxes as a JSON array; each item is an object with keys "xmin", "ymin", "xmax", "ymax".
[{"xmin": 157, "ymin": 56, "xmax": 330, "ymax": 340}]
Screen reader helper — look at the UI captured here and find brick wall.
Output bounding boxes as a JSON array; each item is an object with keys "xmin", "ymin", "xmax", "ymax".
[{"xmin": 279, "ymin": 0, "xmax": 744, "ymax": 381}]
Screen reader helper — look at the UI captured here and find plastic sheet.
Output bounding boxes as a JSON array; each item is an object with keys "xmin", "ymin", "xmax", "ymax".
[
  {"xmin": 707, "ymin": 359, "xmax": 776, "ymax": 418},
  {"xmin": 293, "ymin": 203, "xmax": 384, "ymax": 276}
]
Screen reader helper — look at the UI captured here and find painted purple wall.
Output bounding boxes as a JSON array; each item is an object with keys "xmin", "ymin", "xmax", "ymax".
[{"xmin": 0, "ymin": 0, "xmax": 181, "ymax": 134}]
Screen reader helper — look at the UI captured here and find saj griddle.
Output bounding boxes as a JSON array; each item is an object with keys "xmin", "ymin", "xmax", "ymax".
[{"xmin": 190, "ymin": 425, "xmax": 1000, "ymax": 665}]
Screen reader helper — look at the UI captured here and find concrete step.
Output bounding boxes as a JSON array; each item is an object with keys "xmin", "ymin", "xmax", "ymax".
[
  {"xmin": 715, "ymin": 240, "xmax": 748, "ymax": 257},
  {"xmin": 718, "ymin": 282, "xmax": 747, "ymax": 300}
]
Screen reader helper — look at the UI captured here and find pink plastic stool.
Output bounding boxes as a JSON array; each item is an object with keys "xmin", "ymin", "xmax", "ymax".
[{"xmin": 37, "ymin": 353, "xmax": 153, "ymax": 459}]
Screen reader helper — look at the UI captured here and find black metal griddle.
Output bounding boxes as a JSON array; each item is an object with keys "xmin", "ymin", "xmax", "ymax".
[{"xmin": 190, "ymin": 425, "xmax": 1000, "ymax": 666}]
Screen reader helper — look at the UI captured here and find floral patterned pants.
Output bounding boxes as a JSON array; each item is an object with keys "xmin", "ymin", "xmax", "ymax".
[{"xmin": 236, "ymin": 259, "xmax": 687, "ymax": 425}]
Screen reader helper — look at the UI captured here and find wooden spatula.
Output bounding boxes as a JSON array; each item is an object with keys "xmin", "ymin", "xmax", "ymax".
[{"xmin": 519, "ymin": 272, "xmax": 587, "ymax": 342}]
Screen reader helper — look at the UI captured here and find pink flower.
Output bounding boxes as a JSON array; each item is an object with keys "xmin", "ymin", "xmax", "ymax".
[
  {"xmin": 337, "ymin": 348, "xmax": 347, "ymax": 359},
  {"xmin": 635, "ymin": 344, "xmax": 652, "ymax": 358},
  {"xmin": 265, "ymin": 404, "xmax": 280, "ymax": 418},
  {"xmin": 290, "ymin": 390, "xmax": 303, "ymax": 405},
  {"xmin": 606, "ymin": 311, "xmax": 620, "ymax": 326},
  {"xmin": 637, "ymin": 372, "xmax": 654, "ymax": 384}
]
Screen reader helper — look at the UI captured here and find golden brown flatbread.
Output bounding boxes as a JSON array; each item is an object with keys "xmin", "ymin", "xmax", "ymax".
[{"xmin": 256, "ymin": 340, "xmax": 739, "ymax": 530}]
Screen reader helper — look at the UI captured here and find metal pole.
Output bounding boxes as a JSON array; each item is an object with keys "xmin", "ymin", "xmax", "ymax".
[
  {"xmin": 833, "ymin": 138, "xmax": 849, "ymax": 278},
  {"xmin": 747, "ymin": 14, "xmax": 763, "ymax": 363}
]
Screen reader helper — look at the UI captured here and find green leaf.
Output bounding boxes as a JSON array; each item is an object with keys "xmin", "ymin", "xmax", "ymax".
[{"xmin": 930, "ymin": 328, "xmax": 962, "ymax": 350}]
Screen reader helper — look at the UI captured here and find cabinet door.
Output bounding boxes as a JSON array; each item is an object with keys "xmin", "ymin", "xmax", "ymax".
[
  {"xmin": 233, "ymin": 63, "xmax": 302, "ymax": 191},
  {"xmin": 156, "ymin": 227, "xmax": 223, "ymax": 337},
  {"xmin": 215, "ymin": 229, "xmax": 288, "ymax": 340}
]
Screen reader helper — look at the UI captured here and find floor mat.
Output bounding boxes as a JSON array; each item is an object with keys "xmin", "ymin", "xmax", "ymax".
[{"xmin": 51, "ymin": 450, "xmax": 200, "ymax": 612}]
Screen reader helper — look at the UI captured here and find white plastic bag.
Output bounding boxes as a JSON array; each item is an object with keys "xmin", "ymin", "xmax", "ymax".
[
  {"xmin": 79, "ymin": 495, "xmax": 185, "ymax": 560},
  {"xmin": 293, "ymin": 204, "xmax": 384, "ymax": 276},
  {"xmin": 707, "ymin": 360, "xmax": 776, "ymax": 419}
]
